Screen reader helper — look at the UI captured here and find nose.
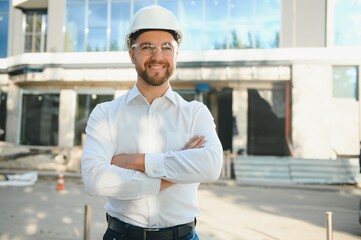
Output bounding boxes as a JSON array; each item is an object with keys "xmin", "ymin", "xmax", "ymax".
[{"xmin": 150, "ymin": 46, "xmax": 163, "ymax": 59}]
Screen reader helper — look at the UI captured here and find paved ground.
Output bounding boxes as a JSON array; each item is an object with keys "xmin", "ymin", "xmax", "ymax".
[{"xmin": 0, "ymin": 177, "xmax": 361, "ymax": 240}]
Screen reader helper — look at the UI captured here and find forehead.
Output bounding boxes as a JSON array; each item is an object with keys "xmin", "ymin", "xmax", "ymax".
[{"xmin": 135, "ymin": 30, "xmax": 175, "ymax": 43}]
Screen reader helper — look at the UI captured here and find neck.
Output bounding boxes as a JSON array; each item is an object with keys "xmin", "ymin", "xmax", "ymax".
[{"xmin": 136, "ymin": 81, "xmax": 170, "ymax": 104}]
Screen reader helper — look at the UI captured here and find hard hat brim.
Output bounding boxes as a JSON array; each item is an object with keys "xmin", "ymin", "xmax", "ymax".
[{"xmin": 128, "ymin": 29, "xmax": 181, "ymax": 45}]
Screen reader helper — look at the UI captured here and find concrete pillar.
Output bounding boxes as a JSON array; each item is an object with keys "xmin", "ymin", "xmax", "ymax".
[
  {"xmin": 47, "ymin": 0, "xmax": 65, "ymax": 52},
  {"xmin": 5, "ymin": 83, "xmax": 20, "ymax": 144},
  {"xmin": 58, "ymin": 89, "xmax": 76, "ymax": 147},
  {"xmin": 232, "ymin": 88, "xmax": 248, "ymax": 154}
]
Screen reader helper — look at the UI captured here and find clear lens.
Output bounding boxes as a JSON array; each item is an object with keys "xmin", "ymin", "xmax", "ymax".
[{"xmin": 131, "ymin": 42, "xmax": 175, "ymax": 56}]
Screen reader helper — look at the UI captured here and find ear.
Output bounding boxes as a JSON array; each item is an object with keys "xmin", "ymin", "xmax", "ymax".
[{"xmin": 129, "ymin": 49, "xmax": 136, "ymax": 64}]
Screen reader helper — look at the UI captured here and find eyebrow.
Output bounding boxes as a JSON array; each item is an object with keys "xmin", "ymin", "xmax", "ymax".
[
  {"xmin": 138, "ymin": 42, "xmax": 152, "ymax": 46},
  {"xmin": 137, "ymin": 42, "xmax": 174, "ymax": 46}
]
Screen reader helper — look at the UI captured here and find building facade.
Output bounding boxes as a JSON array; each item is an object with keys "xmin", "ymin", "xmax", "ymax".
[{"xmin": 0, "ymin": 0, "xmax": 360, "ymax": 160}]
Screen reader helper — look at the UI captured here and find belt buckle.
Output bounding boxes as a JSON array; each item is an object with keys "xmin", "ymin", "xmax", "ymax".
[{"xmin": 143, "ymin": 228, "xmax": 160, "ymax": 240}]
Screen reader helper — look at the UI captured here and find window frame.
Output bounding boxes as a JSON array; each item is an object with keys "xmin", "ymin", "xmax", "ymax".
[
  {"xmin": 332, "ymin": 65, "xmax": 359, "ymax": 100},
  {"xmin": 22, "ymin": 9, "xmax": 48, "ymax": 53}
]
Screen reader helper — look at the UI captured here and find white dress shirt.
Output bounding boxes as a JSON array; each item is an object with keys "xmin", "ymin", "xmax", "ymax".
[{"xmin": 81, "ymin": 85, "xmax": 223, "ymax": 228}]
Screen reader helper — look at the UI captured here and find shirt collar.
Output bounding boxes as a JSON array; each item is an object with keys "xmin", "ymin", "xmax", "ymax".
[
  {"xmin": 163, "ymin": 87, "xmax": 177, "ymax": 106},
  {"xmin": 126, "ymin": 84, "xmax": 177, "ymax": 106},
  {"xmin": 126, "ymin": 85, "xmax": 141, "ymax": 104}
]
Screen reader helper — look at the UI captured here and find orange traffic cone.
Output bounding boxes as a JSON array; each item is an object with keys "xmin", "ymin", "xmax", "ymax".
[{"xmin": 56, "ymin": 173, "xmax": 65, "ymax": 191}]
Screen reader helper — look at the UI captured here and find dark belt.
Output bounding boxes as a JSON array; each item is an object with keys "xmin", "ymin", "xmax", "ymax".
[{"xmin": 106, "ymin": 214, "xmax": 195, "ymax": 240}]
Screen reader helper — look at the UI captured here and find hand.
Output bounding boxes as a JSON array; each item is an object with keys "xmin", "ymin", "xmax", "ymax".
[
  {"xmin": 182, "ymin": 135, "xmax": 205, "ymax": 150},
  {"xmin": 160, "ymin": 179, "xmax": 174, "ymax": 190},
  {"xmin": 161, "ymin": 135, "xmax": 206, "ymax": 191},
  {"xmin": 111, "ymin": 154, "xmax": 145, "ymax": 172}
]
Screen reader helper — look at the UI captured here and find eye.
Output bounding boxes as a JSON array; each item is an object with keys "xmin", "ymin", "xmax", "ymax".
[
  {"xmin": 162, "ymin": 43, "xmax": 174, "ymax": 51},
  {"xmin": 140, "ymin": 43, "xmax": 154, "ymax": 51}
]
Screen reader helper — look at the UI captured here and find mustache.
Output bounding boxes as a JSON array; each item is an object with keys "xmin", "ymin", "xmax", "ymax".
[{"xmin": 144, "ymin": 59, "xmax": 169, "ymax": 66}]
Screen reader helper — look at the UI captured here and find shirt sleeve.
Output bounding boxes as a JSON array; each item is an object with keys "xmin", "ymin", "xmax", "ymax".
[
  {"xmin": 144, "ymin": 103, "xmax": 223, "ymax": 183},
  {"xmin": 81, "ymin": 104, "xmax": 161, "ymax": 200}
]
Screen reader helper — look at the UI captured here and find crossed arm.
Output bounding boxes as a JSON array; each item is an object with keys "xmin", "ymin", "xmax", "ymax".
[{"xmin": 111, "ymin": 135, "xmax": 205, "ymax": 190}]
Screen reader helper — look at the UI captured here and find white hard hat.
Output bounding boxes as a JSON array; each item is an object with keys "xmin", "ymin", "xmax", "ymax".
[{"xmin": 126, "ymin": 5, "xmax": 183, "ymax": 49}]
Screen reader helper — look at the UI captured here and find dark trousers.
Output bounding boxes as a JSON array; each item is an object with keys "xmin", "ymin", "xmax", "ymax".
[
  {"xmin": 103, "ymin": 214, "xmax": 199, "ymax": 240},
  {"xmin": 103, "ymin": 228, "xmax": 199, "ymax": 240}
]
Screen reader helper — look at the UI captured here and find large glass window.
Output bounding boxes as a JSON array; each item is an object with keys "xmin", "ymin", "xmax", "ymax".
[
  {"xmin": 179, "ymin": 0, "xmax": 203, "ymax": 50},
  {"xmin": 205, "ymin": 0, "xmax": 228, "ymax": 49},
  {"xmin": 334, "ymin": 0, "xmax": 361, "ymax": 46},
  {"xmin": 24, "ymin": 10, "xmax": 47, "ymax": 53},
  {"xmin": 21, "ymin": 93, "xmax": 59, "ymax": 146},
  {"xmin": 229, "ymin": 0, "xmax": 252, "ymax": 49},
  {"xmin": 64, "ymin": 0, "xmax": 280, "ymax": 51},
  {"xmin": 229, "ymin": 0, "xmax": 280, "ymax": 49},
  {"xmin": 134, "ymin": 0, "xmax": 154, "ymax": 12},
  {"xmin": 333, "ymin": 66, "xmax": 358, "ymax": 99},
  {"xmin": 65, "ymin": 1, "xmax": 85, "ymax": 51},
  {"xmin": 0, "ymin": 0, "xmax": 9, "ymax": 58},
  {"xmin": 110, "ymin": 1, "xmax": 130, "ymax": 51},
  {"xmin": 253, "ymin": 0, "xmax": 280, "ymax": 48},
  {"xmin": 87, "ymin": 1, "xmax": 108, "ymax": 51},
  {"xmin": 74, "ymin": 93, "xmax": 113, "ymax": 145}
]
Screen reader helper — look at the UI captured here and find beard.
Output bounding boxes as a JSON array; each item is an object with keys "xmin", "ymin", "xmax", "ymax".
[{"xmin": 137, "ymin": 60, "xmax": 174, "ymax": 87}]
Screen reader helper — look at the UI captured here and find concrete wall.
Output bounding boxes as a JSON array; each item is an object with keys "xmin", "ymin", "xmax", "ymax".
[
  {"xmin": 281, "ymin": 0, "xmax": 326, "ymax": 47},
  {"xmin": 47, "ymin": 0, "xmax": 65, "ymax": 53},
  {"xmin": 292, "ymin": 64, "xmax": 360, "ymax": 159},
  {"xmin": 292, "ymin": 64, "xmax": 333, "ymax": 159},
  {"xmin": 8, "ymin": 1, "xmax": 23, "ymax": 56},
  {"xmin": 331, "ymin": 99, "xmax": 360, "ymax": 157}
]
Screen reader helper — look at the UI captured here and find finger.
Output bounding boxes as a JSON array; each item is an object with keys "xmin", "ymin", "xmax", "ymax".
[
  {"xmin": 182, "ymin": 135, "xmax": 199, "ymax": 150},
  {"xmin": 193, "ymin": 138, "xmax": 205, "ymax": 148},
  {"xmin": 192, "ymin": 137, "xmax": 205, "ymax": 148},
  {"xmin": 185, "ymin": 136, "xmax": 205, "ymax": 150}
]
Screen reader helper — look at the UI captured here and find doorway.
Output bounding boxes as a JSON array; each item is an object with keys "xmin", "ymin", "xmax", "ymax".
[
  {"xmin": 21, "ymin": 93, "xmax": 59, "ymax": 146},
  {"xmin": 216, "ymin": 88, "xmax": 233, "ymax": 151},
  {"xmin": 247, "ymin": 88, "xmax": 288, "ymax": 156}
]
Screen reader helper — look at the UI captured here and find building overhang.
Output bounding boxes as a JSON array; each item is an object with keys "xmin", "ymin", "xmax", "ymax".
[
  {"xmin": 2, "ymin": 48, "xmax": 361, "ymax": 84},
  {"xmin": 13, "ymin": 0, "xmax": 48, "ymax": 10},
  {"xmin": 5, "ymin": 55, "xmax": 292, "ymax": 84}
]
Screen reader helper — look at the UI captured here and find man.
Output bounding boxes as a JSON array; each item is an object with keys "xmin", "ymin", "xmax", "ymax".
[{"xmin": 81, "ymin": 5, "xmax": 223, "ymax": 240}]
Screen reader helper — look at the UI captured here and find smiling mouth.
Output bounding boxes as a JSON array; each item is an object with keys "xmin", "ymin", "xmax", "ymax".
[{"xmin": 148, "ymin": 64, "xmax": 165, "ymax": 69}]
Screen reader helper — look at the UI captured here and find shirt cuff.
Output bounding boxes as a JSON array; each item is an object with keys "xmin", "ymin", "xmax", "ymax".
[
  {"xmin": 144, "ymin": 153, "xmax": 166, "ymax": 178},
  {"xmin": 134, "ymin": 171, "xmax": 161, "ymax": 197}
]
